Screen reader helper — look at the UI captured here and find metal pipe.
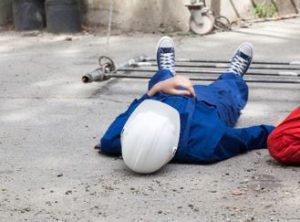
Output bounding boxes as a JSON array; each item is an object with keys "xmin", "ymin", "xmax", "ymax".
[
  {"xmin": 103, "ymin": 73, "xmax": 300, "ymax": 84},
  {"xmin": 82, "ymin": 55, "xmax": 300, "ymax": 85},
  {"xmin": 114, "ymin": 55, "xmax": 146, "ymax": 70},
  {"xmin": 290, "ymin": 0, "xmax": 299, "ymax": 13},
  {"xmin": 143, "ymin": 57, "xmax": 300, "ymax": 66},
  {"xmin": 229, "ymin": 0, "xmax": 241, "ymax": 18},
  {"xmin": 129, "ymin": 61, "xmax": 300, "ymax": 71},
  {"xmin": 106, "ymin": 0, "xmax": 114, "ymax": 45},
  {"xmin": 82, "ymin": 68, "xmax": 107, "ymax": 83},
  {"xmin": 118, "ymin": 68, "xmax": 300, "ymax": 77},
  {"xmin": 81, "ymin": 55, "xmax": 146, "ymax": 83}
]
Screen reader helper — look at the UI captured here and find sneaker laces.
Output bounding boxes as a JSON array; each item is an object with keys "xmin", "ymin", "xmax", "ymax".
[
  {"xmin": 160, "ymin": 52, "xmax": 175, "ymax": 71},
  {"xmin": 229, "ymin": 55, "xmax": 248, "ymax": 75}
]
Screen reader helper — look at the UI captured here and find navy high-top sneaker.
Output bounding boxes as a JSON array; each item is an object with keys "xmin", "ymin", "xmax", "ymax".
[
  {"xmin": 228, "ymin": 42, "xmax": 253, "ymax": 77},
  {"xmin": 156, "ymin": 36, "xmax": 176, "ymax": 75}
]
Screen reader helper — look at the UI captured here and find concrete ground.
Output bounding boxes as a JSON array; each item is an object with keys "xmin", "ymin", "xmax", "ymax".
[{"xmin": 0, "ymin": 18, "xmax": 300, "ymax": 222}]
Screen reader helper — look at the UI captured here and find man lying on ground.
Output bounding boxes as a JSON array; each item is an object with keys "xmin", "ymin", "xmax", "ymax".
[{"xmin": 96, "ymin": 36, "xmax": 274, "ymax": 173}]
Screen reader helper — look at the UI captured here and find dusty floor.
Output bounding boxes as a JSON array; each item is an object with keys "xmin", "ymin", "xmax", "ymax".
[{"xmin": 0, "ymin": 18, "xmax": 300, "ymax": 222}]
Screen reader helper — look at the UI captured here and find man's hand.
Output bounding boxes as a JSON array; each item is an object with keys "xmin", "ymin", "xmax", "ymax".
[{"xmin": 147, "ymin": 75, "xmax": 196, "ymax": 97}]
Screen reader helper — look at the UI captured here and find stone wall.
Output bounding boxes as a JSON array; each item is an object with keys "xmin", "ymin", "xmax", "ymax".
[
  {"xmin": 82, "ymin": 0, "xmax": 299, "ymax": 33},
  {"xmin": 82, "ymin": 0, "xmax": 190, "ymax": 32},
  {"xmin": 1, "ymin": 0, "xmax": 299, "ymax": 31}
]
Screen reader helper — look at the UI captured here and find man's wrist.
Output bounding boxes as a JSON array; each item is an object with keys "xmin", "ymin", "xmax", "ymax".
[{"xmin": 147, "ymin": 82, "xmax": 162, "ymax": 96}]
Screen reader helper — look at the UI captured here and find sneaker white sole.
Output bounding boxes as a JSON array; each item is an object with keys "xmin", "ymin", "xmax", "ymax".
[{"xmin": 155, "ymin": 36, "xmax": 175, "ymax": 55}]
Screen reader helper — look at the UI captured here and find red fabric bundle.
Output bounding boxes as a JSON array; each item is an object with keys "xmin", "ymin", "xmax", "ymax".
[{"xmin": 267, "ymin": 107, "xmax": 300, "ymax": 165}]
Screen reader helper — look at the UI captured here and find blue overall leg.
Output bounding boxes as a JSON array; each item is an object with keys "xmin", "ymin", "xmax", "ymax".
[
  {"xmin": 149, "ymin": 69, "xmax": 247, "ymax": 128},
  {"xmin": 208, "ymin": 71, "xmax": 249, "ymax": 127},
  {"xmin": 148, "ymin": 69, "xmax": 174, "ymax": 90}
]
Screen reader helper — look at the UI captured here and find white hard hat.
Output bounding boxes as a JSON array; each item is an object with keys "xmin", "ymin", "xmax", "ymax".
[{"xmin": 121, "ymin": 99, "xmax": 180, "ymax": 174}]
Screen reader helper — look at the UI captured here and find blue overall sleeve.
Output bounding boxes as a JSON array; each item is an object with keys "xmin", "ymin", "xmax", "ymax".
[
  {"xmin": 100, "ymin": 69, "xmax": 174, "ymax": 156},
  {"xmin": 213, "ymin": 124, "xmax": 275, "ymax": 161},
  {"xmin": 100, "ymin": 98, "xmax": 143, "ymax": 156}
]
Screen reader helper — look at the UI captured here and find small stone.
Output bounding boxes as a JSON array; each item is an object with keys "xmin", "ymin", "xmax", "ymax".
[
  {"xmin": 65, "ymin": 37, "xmax": 73, "ymax": 41},
  {"xmin": 57, "ymin": 173, "xmax": 63, "ymax": 177},
  {"xmin": 23, "ymin": 207, "xmax": 31, "ymax": 212},
  {"xmin": 231, "ymin": 189, "xmax": 243, "ymax": 196},
  {"xmin": 65, "ymin": 190, "xmax": 72, "ymax": 195},
  {"xmin": 188, "ymin": 204, "xmax": 194, "ymax": 209}
]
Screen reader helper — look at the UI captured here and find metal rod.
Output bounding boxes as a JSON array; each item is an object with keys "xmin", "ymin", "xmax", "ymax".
[
  {"xmin": 106, "ymin": 0, "xmax": 114, "ymax": 45},
  {"xmin": 104, "ymin": 73, "xmax": 300, "ymax": 84},
  {"xmin": 118, "ymin": 68, "xmax": 300, "ymax": 77},
  {"xmin": 229, "ymin": 0, "xmax": 241, "ymax": 18},
  {"xmin": 114, "ymin": 55, "xmax": 146, "ymax": 70},
  {"xmin": 143, "ymin": 57, "xmax": 300, "ymax": 66},
  {"xmin": 290, "ymin": 0, "xmax": 299, "ymax": 13},
  {"xmin": 130, "ymin": 62, "xmax": 300, "ymax": 71},
  {"xmin": 82, "ymin": 55, "xmax": 300, "ymax": 85}
]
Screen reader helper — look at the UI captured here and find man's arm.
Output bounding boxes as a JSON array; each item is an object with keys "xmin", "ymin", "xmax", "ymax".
[
  {"xmin": 147, "ymin": 75, "xmax": 196, "ymax": 97},
  {"xmin": 212, "ymin": 125, "xmax": 275, "ymax": 161},
  {"xmin": 100, "ymin": 75, "xmax": 195, "ymax": 155},
  {"xmin": 99, "ymin": 97, "xmax": 146, "ymax": 155}
]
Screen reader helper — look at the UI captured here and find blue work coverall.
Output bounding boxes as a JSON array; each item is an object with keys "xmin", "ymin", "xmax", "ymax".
[{"xmin": 99, "ymin": 69, "xmax": 274, "ymax": 163}]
